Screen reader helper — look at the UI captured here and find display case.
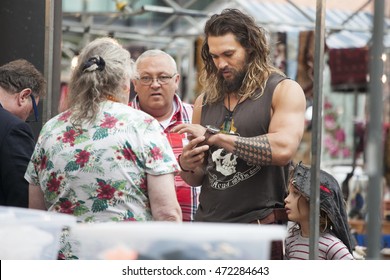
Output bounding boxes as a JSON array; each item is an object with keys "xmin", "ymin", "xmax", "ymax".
[{"xmin": 71, "ymin": 222, "xmax": 286, "ymax": 260}]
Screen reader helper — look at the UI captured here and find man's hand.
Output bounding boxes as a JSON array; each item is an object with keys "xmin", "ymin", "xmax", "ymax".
[
  {"xmin": 171, "ymin": 124, "xmax": 207, "ymax": 141},
  {"xmin": 179, "ymin": 135, "xmax": 209, "ymax": 172}
]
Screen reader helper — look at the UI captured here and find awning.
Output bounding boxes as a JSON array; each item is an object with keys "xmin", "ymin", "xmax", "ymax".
[{"xmin": 197, "ymin": 0, "xmax": 390, "ymax": 49}]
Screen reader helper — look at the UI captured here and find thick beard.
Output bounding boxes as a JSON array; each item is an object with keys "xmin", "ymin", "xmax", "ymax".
[{"xmin": 219, "ymin": 68, "xmax": 247, "ymax": 94}]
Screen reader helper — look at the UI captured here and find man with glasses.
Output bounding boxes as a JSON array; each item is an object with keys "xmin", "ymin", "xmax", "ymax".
[
  {"xmin": 130, "ymin": 49, "xmax": 200, "ymax": 222},
  {"xmin": 0, "ymin": 59, "xmax": 46, "ymax": 207}
]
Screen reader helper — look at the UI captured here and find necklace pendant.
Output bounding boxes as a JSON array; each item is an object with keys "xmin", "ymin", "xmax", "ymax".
[
  {"xmin": 230, "ymin": 118, "xmax": 238, "ymax": 133},
  {"xmin": 221, "ymin": 113, "xmax": 232, "ymax": 132},
  {"xmin": 222, "ymin": 94, "xmax": 242, "ymax": 134}
]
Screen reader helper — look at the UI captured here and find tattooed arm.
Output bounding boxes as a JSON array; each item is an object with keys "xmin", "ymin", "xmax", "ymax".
[
  {"xmin": 234, "ymin": 135, "xmax": 272, "ymax": 165},
  {"xmin": 207, "ymin": 79, "xmax": 306, "ymax": 166}
]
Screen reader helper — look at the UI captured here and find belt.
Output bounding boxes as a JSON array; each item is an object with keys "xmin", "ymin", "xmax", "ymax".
[{"xmin": 250, "ymin": 208, "xmax": 288, "ymax": 225}]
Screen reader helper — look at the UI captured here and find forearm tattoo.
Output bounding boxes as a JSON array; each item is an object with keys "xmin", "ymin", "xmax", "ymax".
[{"xmin": 233, "ymin": 135, "xmax": 272, "ymax": 166}]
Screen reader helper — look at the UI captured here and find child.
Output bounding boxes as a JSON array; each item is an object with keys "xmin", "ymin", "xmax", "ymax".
[{"xmin": 284, "ymin": 162, "xmax": 354, "ymax": 260}]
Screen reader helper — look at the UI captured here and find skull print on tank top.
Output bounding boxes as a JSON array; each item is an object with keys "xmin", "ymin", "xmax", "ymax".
[{"xmin": 196, "ymin": 73, "xmax": 290, "ymax": 223}]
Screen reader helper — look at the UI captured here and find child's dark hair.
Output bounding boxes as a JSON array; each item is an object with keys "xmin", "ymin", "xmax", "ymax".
[{"xmin": 289, "ymin": 162, "xmax": 354, "ymax": 253}]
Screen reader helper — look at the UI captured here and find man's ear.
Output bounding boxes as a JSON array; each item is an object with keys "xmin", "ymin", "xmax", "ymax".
[
  {"xmin": 174, "ymin": 73, "xmax": 180, "ymax": 91},
  {"xmin": 17, "ymin": 88, "xmax": 32, "ymax": 106},
  {"xmin": 174, "ymin": 73, "xmax": 180, "ymax": 84},
  {"xmin": 131, "ymin": 79, "xmax": 139, "ymax": 92}
]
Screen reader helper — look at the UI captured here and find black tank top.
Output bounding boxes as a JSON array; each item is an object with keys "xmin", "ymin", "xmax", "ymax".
[{"xmin": 197, "ymin": 73, "xmax": 289, "ymax": 223}]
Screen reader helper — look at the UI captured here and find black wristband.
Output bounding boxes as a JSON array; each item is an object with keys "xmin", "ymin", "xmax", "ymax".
[{"xmin": 178, "ymin": 154, "xmax": 194, "ymax": 173}]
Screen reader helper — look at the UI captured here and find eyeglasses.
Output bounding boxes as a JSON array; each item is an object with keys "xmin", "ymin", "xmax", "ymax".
[
  {"xmin": 137, "ymin": 74, "xmax": 177, "ymax": 86},
  {"xmin": 30, "ymin": 94, "xmax": 39, "ymax": 122}
]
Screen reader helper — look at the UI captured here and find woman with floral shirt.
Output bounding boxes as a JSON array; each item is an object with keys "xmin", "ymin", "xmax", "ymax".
[{"xmin": 26, "ymin": 38, "xmax": 181, "ymax": 224}]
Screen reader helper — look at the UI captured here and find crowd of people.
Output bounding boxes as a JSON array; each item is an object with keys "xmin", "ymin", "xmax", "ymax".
[{"xmin": 0, "ymin": 8, "xmax": 356, "ymax": 260}]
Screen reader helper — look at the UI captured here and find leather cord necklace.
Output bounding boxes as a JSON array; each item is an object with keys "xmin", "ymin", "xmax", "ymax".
[{"xmin": 222, "ymin": 94, "xmax": 243, "ymax": 134}]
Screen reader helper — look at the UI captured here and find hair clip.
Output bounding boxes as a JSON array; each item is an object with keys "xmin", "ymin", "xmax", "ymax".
[{"xmin": 82, "ymin": 55, "xmax": 106, "ymax": 72}]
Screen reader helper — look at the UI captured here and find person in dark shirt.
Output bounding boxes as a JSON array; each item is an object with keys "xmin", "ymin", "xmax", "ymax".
[
  {"xmin": 172, "ymin": 9, "xmax": 306, "ymax": 259},
  {"xmin": 0, "ymin": 59, "xmax": 46, "ymax": 207}
]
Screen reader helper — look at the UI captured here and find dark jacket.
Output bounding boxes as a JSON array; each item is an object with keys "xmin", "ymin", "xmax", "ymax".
[{"xmin": 0, "ymin": 103, "xmax": 35, "ymax": 207}]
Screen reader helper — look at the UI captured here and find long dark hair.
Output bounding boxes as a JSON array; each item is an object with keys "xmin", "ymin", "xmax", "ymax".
[{"xmin": 200, "ymin": 9, "xmax": 284, "ymax": 104}]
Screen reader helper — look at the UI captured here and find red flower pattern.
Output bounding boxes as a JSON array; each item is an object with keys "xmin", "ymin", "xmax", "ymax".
[
  {"xmin": 122, "ymin": 146, "xmax": 136, "ymax": 161},
  {"xmin": 47, "ymin": 172, "xmax": 62, "ymax": 193},
  {"xmin": 97, "ymin": 183, "xmax": 116, "ymax": 200},
  {"xmin": 27, "ymin": 106, "xmax": 179, "ymax": 228},
  {"xmin": 40, "ymin": 155, "xmax": 48, "ymax": 170},
  {"xmin": 124, "ymin": 217, "xmax": 137, "ymax": 221},
  {"xmin": 100, "ymin": 114, "xmax": 118, "ymax": 129},
  {"xmin": 150, "ymin": 146, "xmax": 163, "ymax": 160},
  {"xmin": 63, "ymin": 129, "xmax": 76, "ymax": 144},
  {"xmin": 75, "ymin": 150, "xmax": 90, "ymax": 167},
  {"xmin": 59, "ymin": 200, "xmax": 75, "ymax": 214},
  {"xmin": 59, "ymin": 111, "xmax": 72, "ymax": 121},
  {"xmin": 139, "ymin": 177, "xmax": 147, "ymax": 190}
]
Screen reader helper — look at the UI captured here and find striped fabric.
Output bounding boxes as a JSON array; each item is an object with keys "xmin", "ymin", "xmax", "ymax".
[
  {"xmin": 129, "ymin": 94, "xmax": 200, "ymax": 222},
  {"xmin": 285, "ymin": 228, "xmax": 354, "ymax": 260}
]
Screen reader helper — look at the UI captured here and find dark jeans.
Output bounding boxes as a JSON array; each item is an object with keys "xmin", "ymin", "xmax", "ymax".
[{"xmin": 250, "ymin": 208, "xmax": 288, "ymax": 260}]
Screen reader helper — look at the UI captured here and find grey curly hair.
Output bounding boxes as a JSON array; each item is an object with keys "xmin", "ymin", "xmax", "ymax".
[{"xmin": 67, "ymin": 37, "xmax": 134, "ymax": 126}]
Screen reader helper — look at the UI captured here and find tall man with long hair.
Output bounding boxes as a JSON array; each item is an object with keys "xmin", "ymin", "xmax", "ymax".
[{"xmin": 172, "ymin": 9, "xmax": 306, "ymax": 259}]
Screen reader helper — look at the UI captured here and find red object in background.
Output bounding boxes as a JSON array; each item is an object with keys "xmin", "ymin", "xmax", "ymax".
[
  {"xmin": 328, "ymin": 47, "xmax": 369, "ymax": 91},
  {"xmin": 58, "ymin": 82, "xmax": 69, "ymax": 113}
]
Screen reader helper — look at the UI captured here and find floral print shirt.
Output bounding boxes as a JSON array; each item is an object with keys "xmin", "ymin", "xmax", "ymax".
[
  {"xmin": 130, "ymin": 94, "xmax": 200, "ymax": 222},
  {"xmin": 25, "ymin": 101, "xmax": 179, "ymax": 223}
]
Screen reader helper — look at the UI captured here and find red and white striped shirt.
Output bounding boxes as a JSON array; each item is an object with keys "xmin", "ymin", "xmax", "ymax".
[
  {"xmin": 130, "ymin": 94, "xmax": 200, "ymax": 222},
  {"xmin": 285, "ymin": 228, "xmax": 354, "ymax": 260}
]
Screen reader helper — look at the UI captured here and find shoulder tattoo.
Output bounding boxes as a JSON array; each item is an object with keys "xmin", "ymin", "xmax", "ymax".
[{"xmin": 233, "ymin": 135, "xmax": 272, "ymax": 166}]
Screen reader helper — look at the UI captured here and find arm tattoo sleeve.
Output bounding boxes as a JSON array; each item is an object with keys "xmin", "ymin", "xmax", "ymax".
[{"xmin": 233, "ymin": 135, "xmax": 272, "ymax": 166}]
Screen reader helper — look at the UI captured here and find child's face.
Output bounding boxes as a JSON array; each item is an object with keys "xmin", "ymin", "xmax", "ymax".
[{"xmin": 284, "ymin": 183, "xmax": 310, "ymax": 223}]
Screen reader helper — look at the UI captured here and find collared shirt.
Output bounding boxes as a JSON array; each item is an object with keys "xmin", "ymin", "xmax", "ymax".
[
  {"xmin": 25, "ymin": 101, "xmax": 179, "ymax": 222},
  {"xmin": 130, "ymin": 94, "xmax": 200, "ymax": 221}
]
